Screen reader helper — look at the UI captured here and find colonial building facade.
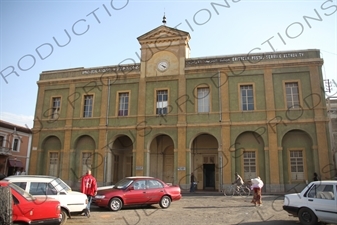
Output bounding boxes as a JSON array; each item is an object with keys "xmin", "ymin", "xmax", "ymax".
[
  {"xmin": 327, "ymin": 97, "xmax": 337, "ymax": 178},
  {"xmin": 29, "ymin": 25, "xmax": 333, "ymax": 193},
  {"xmin": 0, "ymin": 120, "xmax": 32, "ymax": 176}
]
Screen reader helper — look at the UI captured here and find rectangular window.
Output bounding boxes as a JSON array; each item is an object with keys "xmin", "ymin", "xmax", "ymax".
[
  {"xmin": 243, "ymin": 151, "xmax": 256, "ymax": 181},
  {"xmin": 83, "ymin": 95, "xmax": 93, "ymax": 117},
  {"xmin": 12, "ymin": 138, "xmax": 19, "ymax": 152},
  {"xmin": 156, "ymin": 90, "xmax": 168, "ymax": 115},
  {"xmin": 240, "ymin": 85, "xmax": 254, "ymax": 111},
  {"xmin": 49, "ymin": 152, "xmax": 59, "ymax": 177},
  {"xmin": 197, "ymin": 87, "xmax": 210, "ymax": 113},
  {"xmin": 290, "ymin": 150, "xmax": 304, "ymax": 180},
  {"xmin": 118, "ymin": 93, "xmax": 129, "ymax": 116},
  {"xmin": 82, "ymin": 152, "xmax": 92, "ymax": 176},
  {"xmin": 52, "ymin": 97, "xmax": 61, "ymax": 119},
  {"xmin": 285, "ymin": 82, "xmax": 300, "ymax": 109},
  {"xmin": 0, "ymin": 136, "xmax": 4, "ymax": 147}
]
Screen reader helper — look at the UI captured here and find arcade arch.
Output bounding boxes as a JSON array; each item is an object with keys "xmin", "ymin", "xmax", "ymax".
[
  {"xmin": 107, "ymin": 135, "xmax": 133, "ymax": 184},
  {"xmin": 281, "ymin": 129, "xmax": 314, "ymax": 185},
  {"xmin": 40, "ymin": 135, "xmax": 62, "ymax": 176},
  {"xmin": 148, "ymin": 134, "xmax": 175, "ymax": 184},
  {"xmin": 73, "ymin": 135, "xmax": 96, "ymax": 177},
  {"xmin": 190, "ymin": 133, "xmax": 218, "ymax": 190},
  {"xmin": 233, "ymin": 131, "xmax": 265, "ymax": 182}
]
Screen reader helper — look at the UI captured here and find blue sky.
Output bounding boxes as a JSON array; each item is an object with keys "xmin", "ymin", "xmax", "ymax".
[{"xmin": 1, "ymin": 0, "xmax": 336, "ymax": 128}]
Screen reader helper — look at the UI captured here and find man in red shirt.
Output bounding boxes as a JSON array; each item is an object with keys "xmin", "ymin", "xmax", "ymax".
[{"xmin": 80, "ymin": 169, "xmax": 97, "ymax": 217}]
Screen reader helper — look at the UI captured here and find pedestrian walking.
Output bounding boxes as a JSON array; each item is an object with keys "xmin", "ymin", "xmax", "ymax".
[
  {"xmin": 80, "ymin": 169, "xmax": 97, "ymax": 218},
  {"xmin": 251, "ymin": 176, "xmax": 264, "ymax": 207},
  {"xmin": 190, "ymin": 172, "xmax": 197, "ymax": 192},
  {"xmin": 313, "ymin": 172, "xmax": 320, "ymax": 181}
]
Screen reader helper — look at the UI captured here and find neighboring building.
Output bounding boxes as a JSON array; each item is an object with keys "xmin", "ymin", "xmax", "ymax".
[
  {"xmin": 29, "ymin": 23, "xmax": 333, "ymax": 193},
  {"xmin": 0, "ymin": 120, "xmax": 32, "ymax": 176},
  {"xmin": 327, "ymin": 97, "xmax": 337, "ymax": 179}
]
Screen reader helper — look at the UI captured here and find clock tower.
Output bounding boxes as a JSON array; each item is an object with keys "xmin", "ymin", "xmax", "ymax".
[
  {"xmin": 135, "ymin": 18, "xmax": 191, "ymax": 178},
  {"xmin": 137, "ymin": 18, "xmax": 191, "ymax": 77}
]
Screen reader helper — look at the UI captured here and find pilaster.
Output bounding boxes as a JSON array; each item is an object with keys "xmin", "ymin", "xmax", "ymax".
[
  {"xmin": 309, "ymin": 65, "xmax": 331, "ymax": 177},
  {"xmin": 264, "ymin": 68, "xmax": 280, "ymax": 185},
  {"xmin": 29, "ymin": 84, "xmax": 45, "ymax": 175},
  {"xmin": 136, "ymin": 76, "xmax": 146, "ymax": 176},
  {"xmin": 61, "ymin": 84, "xmax": 76, "ymax": 181}
]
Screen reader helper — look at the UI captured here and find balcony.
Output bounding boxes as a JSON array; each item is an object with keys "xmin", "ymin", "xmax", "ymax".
[{"xmin": 0, "ymin": 147, "xmax": 12, "ymax": 155}]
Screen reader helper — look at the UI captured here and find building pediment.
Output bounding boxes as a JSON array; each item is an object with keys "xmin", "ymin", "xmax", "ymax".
[{"xmin": 137, "ymin": 25, "xmax": 190, "ymax": 44}]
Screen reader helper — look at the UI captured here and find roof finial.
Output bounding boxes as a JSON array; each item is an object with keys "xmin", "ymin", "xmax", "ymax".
[{"xmin": 162, "ymin": 12, "xmax": 166, "ymax": 26}]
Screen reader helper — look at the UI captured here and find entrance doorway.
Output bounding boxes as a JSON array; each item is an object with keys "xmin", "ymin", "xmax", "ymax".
[{"xmin": 203, "ymin": 164, "xmax": 215, "ymax": 190}]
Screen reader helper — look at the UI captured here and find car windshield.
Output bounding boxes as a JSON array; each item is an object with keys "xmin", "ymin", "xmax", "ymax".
[
  {"xmin": 114, "ymin": 178, "xmax": 133, "ymax": 189},
  {"xmin": 51, "ymin": 178, "xmax": 71, "ymax": 192},
  {"xmin": 9, "ymin": 183, "xmax": 35, "ymax": 201}
]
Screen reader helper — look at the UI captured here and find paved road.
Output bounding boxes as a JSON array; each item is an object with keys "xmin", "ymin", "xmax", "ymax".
[{"xmin": 65, "ymin": 193, "xmax": 305, "ymax": 225}]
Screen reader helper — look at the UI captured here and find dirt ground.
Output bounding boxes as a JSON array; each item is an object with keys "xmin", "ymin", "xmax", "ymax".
[{"xmin": 64, "ymin": 193, "xmax": 314, "ymax": 225}]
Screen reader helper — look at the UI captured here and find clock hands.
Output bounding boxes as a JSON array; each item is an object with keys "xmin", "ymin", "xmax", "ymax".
[{"xmin": 158, "ymin": 61, "xmax": 168, "ymax": 71}]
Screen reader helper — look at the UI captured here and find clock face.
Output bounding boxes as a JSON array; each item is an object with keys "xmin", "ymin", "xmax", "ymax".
[{"xmin": 157, "ymin": 61, "xmax": 169, "ymax": 71}]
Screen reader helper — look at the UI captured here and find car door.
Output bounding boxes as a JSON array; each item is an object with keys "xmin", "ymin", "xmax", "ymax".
[
  {"xmin": 124, "ymin": 180, "xmax": 148, "ymax": 205},
  {"xmin": 306, "ymin": 183, "xmax": 337, "ymax": 223},
  {"xmin": 28, "ymin": 182, "xmax": 58, "ymax": 202},
  {"xmin": 144, "ymin": 179, "xmax": 165, "ymax": 203}
]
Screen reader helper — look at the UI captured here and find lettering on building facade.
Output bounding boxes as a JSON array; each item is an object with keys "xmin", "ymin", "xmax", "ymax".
[{"xmin": 185, "ymin": 52, "xmax": 305, "ymax": 67}]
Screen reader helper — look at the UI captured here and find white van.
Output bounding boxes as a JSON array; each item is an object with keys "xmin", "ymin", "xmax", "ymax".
[{"xmin": 5, "ymin": 175, "xmax": 88, "ymax": 225}]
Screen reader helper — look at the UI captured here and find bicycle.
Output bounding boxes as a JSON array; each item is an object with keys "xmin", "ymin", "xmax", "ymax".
[{"xmin": 223, "ymin": 184, "xmax": 251, "ymax": 196}]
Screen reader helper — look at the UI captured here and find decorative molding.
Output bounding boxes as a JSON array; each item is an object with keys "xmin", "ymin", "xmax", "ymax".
[
  {"xmin": 82, "ymin": 64, "xmax": 140, "ymax": 75},
  {"xmin": 147, "ymin": 30, "xmax": 182, "ymax": 39}
]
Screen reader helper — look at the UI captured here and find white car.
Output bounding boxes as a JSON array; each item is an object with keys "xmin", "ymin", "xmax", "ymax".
[
  {"xmin": 5, "ymin": 175, "xmax": 88, "ymax": 225},
  {"xmin": 283, "ymin": 180, "xmax": 337, "ymax": 225}
]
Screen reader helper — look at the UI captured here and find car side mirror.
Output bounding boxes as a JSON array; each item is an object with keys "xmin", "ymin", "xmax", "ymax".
[
  {"xmin": 59, "ymin": 191, "xmax": 66, "ymax": 195},
  {"xmin": 129, "ymin": 186, "xmax": 134, "ymax": 191}
]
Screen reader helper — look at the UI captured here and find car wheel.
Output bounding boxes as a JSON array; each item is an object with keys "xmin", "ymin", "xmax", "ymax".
[
  {"xmin": 159, "ymin": 196, "xmax": 171, "ymax": 209},
  {"xmin": 60, "ymin": 208, "xmax": 68, "ymax": 225},
  {"xmin": 0, "ymin": 186, "xmax": 12, "ymax": 225},
  {"xmin": 298, "ymin": 208, "xmax": 318, "ymax": 225},
  {"xmin": 109, "ymin": 198, "xmax": 123, "ymax": 211}
]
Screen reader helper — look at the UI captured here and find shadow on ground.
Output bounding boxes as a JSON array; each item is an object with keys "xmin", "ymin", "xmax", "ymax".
[{"xmin": 236, "ymin": 220, "xmax": 299, "ymax": 225}]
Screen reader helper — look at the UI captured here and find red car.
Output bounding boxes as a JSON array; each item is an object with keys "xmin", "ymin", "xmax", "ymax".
[
  {"xmin": 94, "ymin": 176, "xmax": 181, "ymax": 211},
  {"xmin": 0, "ymin": 181, "xmax": 61, "ymax": 225}
]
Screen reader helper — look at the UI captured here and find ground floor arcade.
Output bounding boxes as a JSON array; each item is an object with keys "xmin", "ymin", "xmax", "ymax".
[{"xmin": 29, "ymin": 123, "xmax": 334, "ymax": 193}]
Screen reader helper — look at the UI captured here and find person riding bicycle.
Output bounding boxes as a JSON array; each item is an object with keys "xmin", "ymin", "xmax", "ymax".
[{"xmin": 232, "ymin": 172, "xmax": 244, "ymax": 191}]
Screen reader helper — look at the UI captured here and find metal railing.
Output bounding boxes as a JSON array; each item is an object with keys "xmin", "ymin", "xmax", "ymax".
[{"xmin": 0, "ymin": 147, "xmax": 11, "ymax": 155}]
